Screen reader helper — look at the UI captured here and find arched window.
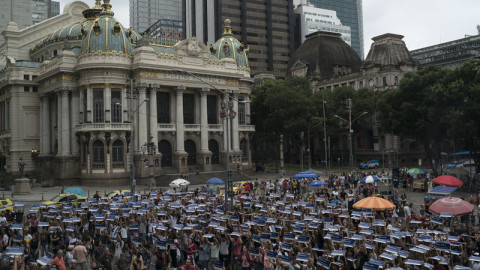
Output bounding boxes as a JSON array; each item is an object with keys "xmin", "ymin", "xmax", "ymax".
[
  {"xmin": 240, "ymin": 139, "xmax": 248, "ymax": 158},
  {"xmin": 382, "ymin": 77, "xmax": 387, "ymax": 87},
  {"xmin": 394, "ymin": 76, "xmax": 399, "ymax": 86},
  {"xmin": 112, "ymin": 140, "xmax": 124, "ymax": 168},
  {"xmin": 92, "ymin": 140, "xmax": 105, "ymax": 169}
]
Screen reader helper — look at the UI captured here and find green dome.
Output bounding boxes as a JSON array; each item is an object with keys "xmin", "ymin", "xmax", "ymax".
[
  {"xmin": 210, "ymin": 19, "xmax": 249, "ymax": 70},
  {"xmin": 80, "ymin": 1, "xmax": 134, "ymax": 55},
  {"xmin": 32, "ymin": 1, "xmax": 141, "ymax": 54}
]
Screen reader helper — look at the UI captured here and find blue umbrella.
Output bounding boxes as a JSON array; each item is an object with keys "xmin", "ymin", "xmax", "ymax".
[
  {"xmin": 309, "ymin": 180, "xmax": 327, "ymax": 187},
  {"xmin": 206, "ymin": 177, "xmax": 225, "ymax": 185},
  {"xmin": 359, "ymin": 175, "xmax": 381, "ymax": 184},
  {"xmin": 294, "ymin": 171, "xmax": 318, "ymax": 179},
  {"xmin": 64, "ymin": 187, "xmax": 87, "ymax": 197}
]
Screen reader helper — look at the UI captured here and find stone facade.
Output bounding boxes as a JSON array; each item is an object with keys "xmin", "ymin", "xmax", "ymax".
[
  {"xmin": 0, "ymin": 1, "xmax": 254, "ymax": 185},
  {"xmin": 288, "ymin": 31, "xmax": 423, "ymax": 166}
]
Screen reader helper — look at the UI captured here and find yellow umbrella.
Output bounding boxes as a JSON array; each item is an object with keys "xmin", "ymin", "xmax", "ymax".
[{"xmin": 353, "ymin": 196, "xmax": 396, "ymax": 210}]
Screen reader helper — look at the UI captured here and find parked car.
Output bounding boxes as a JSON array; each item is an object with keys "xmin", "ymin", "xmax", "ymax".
[
  {"xmin": 106, "ymin": 190, "xmax": 133, "ymax": 199},
  {"xmin": 42, "ymin": 193, "xmax": 87, "ymax": 208},
  {"xmin": 0, "ymin": 199, "xmax": 14, "ymax": 213},
  {"xmin": 359, "ymin": 160, "xmax": 380, "ymax": 169},
  {"xmin": 456, "ymin": 159, "xmax": 475, "ymax": 168}
]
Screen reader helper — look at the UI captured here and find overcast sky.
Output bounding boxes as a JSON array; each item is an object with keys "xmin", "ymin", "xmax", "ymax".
[{"xmin": 59, "ymin": 0, "xmax": 480, "ymax": 56}]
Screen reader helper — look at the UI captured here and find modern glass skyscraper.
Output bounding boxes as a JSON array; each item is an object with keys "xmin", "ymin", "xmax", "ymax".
[
  {"xmin": 307, "ymin": 0, "xmax": 364, "ymax": 59},
  {"xmin": 184, "ymin": 0, "xmax": 296, "ymax": 79},
  {"xmin": 130, "ymin": 0, "xmax": 183, "ymax": 38}
]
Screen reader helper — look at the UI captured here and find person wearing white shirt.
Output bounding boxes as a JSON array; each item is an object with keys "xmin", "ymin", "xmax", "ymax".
[{"xmin": 120, "ymin": 223, "xmax": 128, "ymax": 240}]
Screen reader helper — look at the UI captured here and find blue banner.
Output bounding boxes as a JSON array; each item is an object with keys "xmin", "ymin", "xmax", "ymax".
[
  {"xmin": 331, "ymin": 234, "xmax": 343, "ymax": 243},
  {"xmin": 363, "ymin": 263, "xmax": 379, "ymax": 270},
  {"xmin": 284, "ymin": 233, "xmax": 295, "ymax": 240},
  {"xmin": 435, "ymin": 241, "xmax": 450, "ymax": 251},
  {"xmin": 298, "ymin": 235, "xmax": 310, "ymax": 244},
  {"xmin": 267, "ymin": 251, "xmax": 277, "ymax": 260},
  {"xmin": 318, "ymin": 257, "xmax": 331, "ymax": 269}
]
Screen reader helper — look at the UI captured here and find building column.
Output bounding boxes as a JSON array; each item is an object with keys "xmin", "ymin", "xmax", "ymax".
[
  {"xmin": 86, "ymin": 85, "xmax": 93, "ymax": 123},
  {"xmin": 39, "ymin": 99, "xmax": 43, "ymax": 153},
  {"xmin": 61, "ymin": 90, "xmax": 71, "ymax": 155},
  {"xmin": 149, "ymin": 86, "xmax": 158, "ymax": 146},
  {"xmin": 232, "ymin": 94, "xmax": 240, "ymax": 152},
  {"xmin": 57, "ymin": 93, "xmax": 62, "ymax": 155},
  {"xmin": 71, "ymin": 90, "xmax": 80, "ymax": 155},
  {"xmin": 222, "ymin": 94, "xmax": 228, "ymax": 152},
  {"xmin": 5, "ymin": 101, "xmax": 9, "ymax": 130},
  {"xmin": 200, "ymin": 88, "xmax": 209, "ymax": 152},
  {"xmin": 137, "ymin": 85, "xmax": 148, "ymax": 149},
  {"xmin": 42, "ymin": 96, "xmax": 50, "ymax": 155},
  {"xmin": 105, "ymin": 84, "xmax": 111, "ymax": 123},
  {"xmin": 79, "ymin": 89, "xmax": 84, "ymax": 124},
  {"xmin": 122, "ymin": 86, "xmax": 128, "ymax": 123},
  {"xmin": 175, "ymin": 86, "xmax": 186, "ymax": 153}
]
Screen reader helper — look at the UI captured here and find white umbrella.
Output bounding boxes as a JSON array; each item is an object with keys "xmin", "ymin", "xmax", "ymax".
[{"xmin": 169, "ymin": 178, "xmax": 190, "ymax": 188}]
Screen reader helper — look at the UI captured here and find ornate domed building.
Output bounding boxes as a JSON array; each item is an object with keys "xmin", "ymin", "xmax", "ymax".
[
  {"xmin": 0, "ymin": 1, "xmax": 254, "ymax": 185},
  {"xmin": 288, "ymin": 30, "xmax": 420, "ymax": 167}
]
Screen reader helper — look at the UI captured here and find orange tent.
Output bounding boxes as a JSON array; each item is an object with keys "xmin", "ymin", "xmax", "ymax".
[{"xmin": 353, "ymin": 196, "xmax": 396, "ymax": 210}]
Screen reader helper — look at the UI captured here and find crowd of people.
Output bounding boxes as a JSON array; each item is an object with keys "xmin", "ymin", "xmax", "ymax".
[{"xmin": 0, "ymin": 171, "xmax": 478, "ymax": 270}]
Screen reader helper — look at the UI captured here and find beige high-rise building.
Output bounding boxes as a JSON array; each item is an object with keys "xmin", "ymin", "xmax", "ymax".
[{"xmin": 0, "ymin": 0, "xmax": 60, "ymax": 44}]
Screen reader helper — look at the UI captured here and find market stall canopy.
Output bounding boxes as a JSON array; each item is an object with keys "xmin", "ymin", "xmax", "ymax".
[
  {"xmin": 359, "ymin": 175, "xmax": 381, "ymax": 184},
  {"xmin": 428, "ymin": 186, "xmax": 457, "ymax": 196},
  {"xmin": 293, "ymin": 171, "xmax": 318, "ymax": 179},
  {"xmin": 353, "ymin": 196, "xmax": 396, "ymax": 210},
  {"xmin": 429, "ymin": 197, "xmax": 474, "ymax": 216},
  {"xmin": 432, "ymin": 175, "xmax": 463, "ymax": 187},
  {"xmin": 309, "ymin": 180, "xmax": 327, "ymax": 187},
  {"xmin": 407, "ymin": 168, "xmax": 425, "ymax": 175},
  {"xmin": 169, "ymin": 179, "xmax": 190, "ymax": 188},
  {"xmin": 206, "ymin": 177, "xmax": 225, "ymax": 185},
  {"xmin": 64, "ymin": 187, "xmax": 87, "ymax": 197}
]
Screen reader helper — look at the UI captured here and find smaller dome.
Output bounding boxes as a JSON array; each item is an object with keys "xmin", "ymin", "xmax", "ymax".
[
  {"xmin": 210, "ymin": 19, "xmax": 249, "ymax": 69},
  {"xmin": 363, "ymin": 33, "xmax": 418, "ymax": 68},
  {"xmin": 288, "ymin": 31, "xmax": 361, "ymax": 79},
  {"xmin": 80, "ymin": 0, "xmax": 134, "ymax": 55}
]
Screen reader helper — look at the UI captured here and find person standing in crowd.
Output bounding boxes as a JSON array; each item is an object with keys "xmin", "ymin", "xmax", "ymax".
[{"xmin": 73, "ymin": 241, "xmax": 89, "ymax": 270}]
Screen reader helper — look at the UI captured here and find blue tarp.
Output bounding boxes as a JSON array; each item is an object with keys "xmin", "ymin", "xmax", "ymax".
[
  {"xmin": 206, "ymin": 177, "xmax": 225, "ymax": 185},
  {"xmin": 294, "ymin": 171, "xmax": 318, "ymax": 179},
  {"xmin": 428, "ymin": 186, "xmax": 456, "ymax": 195}
]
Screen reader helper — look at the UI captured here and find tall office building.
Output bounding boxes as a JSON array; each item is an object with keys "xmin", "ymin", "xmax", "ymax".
[
  {"xmin": 294, "ymin": 3, "xmax": 351, "ymax": 47},
  {"xmin": 305, "ymin": 0, "xmax": 364, "ymax": 59},
  {"xmin": 185, "ymin": 0, "xmax": 296, "ymax": 79},
  {"xmin": 130, "ymin": 0, "xmax": 183, "ymax": 37},
  {"xmin": 32, "ymin": 0, "xmax": 60, "ymax": 24},
  {"xmin": 0, "ymin": 0, "xmax": 59, "ymax": 44}
]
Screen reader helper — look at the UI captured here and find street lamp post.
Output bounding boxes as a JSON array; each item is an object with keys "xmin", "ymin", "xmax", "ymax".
[
  {"xmin": 334, "ymin": 99, "xmax": 367, "ymax": 168},
  {"xmin": 220, "ymin": 100, "xmax": 236, "ymax": 211},
  {"xmin": 121, "ymin": 79, "xmax": 149, "ymax": 193}
]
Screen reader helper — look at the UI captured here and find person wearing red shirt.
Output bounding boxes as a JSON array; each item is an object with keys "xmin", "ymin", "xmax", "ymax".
[
  {"xmin": 51, "ymin": 250, "xmax": 66, "ymax": 270},
  {"xmin": 245, "ymin": 183, "xmax": 250, "ymax": 193}
]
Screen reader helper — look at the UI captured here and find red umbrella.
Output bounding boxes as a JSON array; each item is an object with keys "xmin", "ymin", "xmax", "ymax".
[
  {"xmin": 429, "ymin": 197, "xmax": 474, "ymax": 216},
  {"xmin": 432, "ymin": 175, "xmax": 463, "ymax": 187}
]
